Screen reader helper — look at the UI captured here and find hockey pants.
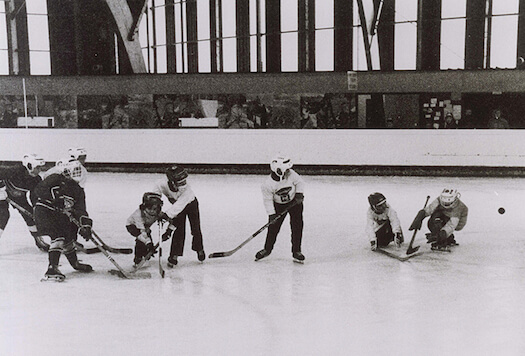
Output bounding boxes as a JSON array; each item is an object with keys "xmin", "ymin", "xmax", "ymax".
[
  {"xmin": 375, "ymin": 221, "xmax": 394, "ymax": 248},
  {"xmin": 169, "ymin": 199, "xmax": 203, "ymax": 258},
  {"xmin": 264, "ymin": 201, "xmax": 304, "ymax": 253}
]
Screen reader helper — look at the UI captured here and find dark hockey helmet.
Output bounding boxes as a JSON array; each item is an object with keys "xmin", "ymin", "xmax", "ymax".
[
  {"xmin": 166, "ymin": 165, "xmax": 188, "ymax": 186},
  {"xmin": 141, "ymin": 192, "xmax": 163, "ymax": 212},
  {"xmin": 368, "ymin": 192, "xmax": 387, "ymax": 213}
]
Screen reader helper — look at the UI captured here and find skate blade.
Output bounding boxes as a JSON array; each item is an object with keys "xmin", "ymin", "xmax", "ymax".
[
  {"xmin": 41, "ymin": 276, "xmax": 65, "ymax": 282},
  {"xmin": 293, "ymin": 259, "xmax": 305, "ymax": 264}
]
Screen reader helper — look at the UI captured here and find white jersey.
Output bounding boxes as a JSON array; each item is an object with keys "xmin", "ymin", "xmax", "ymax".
[
  {"xmin": 42, "ymin": 162, "xmax": 88, "ymax": 188},
  {"xmin": 152, "ymin": 179, "xmax": 196, "ymax": 219},
  {"xmin": 261, "ymin": 169, "xmax": 305, "ymax": 215},
  {"xmin": 365, "ymin": 205, "xmax": 402, "ymax": 242}
]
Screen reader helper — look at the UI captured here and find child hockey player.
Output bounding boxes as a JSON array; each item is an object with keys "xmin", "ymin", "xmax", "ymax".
[
  {"xmin": 256, "ymin": 155, "xmax": 305, "ymax": 263},
  {"xmin": 366, "ymin": 192, "xmax": 404, "ymax": 251},
  {"xmin": 0, "ymin": 153, "xmax": 49, "ymax": 251},
  {"xmin": 126, "ymin": 192, "xmax": 164, "ymax": 267},
  {"xmin": 408, "ymin": 188, "xmax": 468, "ymax": 251},
  {"xmin": 153, "ymin": 165, "xmax": 205, "ymax": 267},
  {"xmin": 34, "ymin": 160, "xmax": 93, "ymax": 281}
]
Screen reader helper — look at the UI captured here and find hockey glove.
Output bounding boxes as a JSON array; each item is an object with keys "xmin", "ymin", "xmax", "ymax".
[
  {"xmin": 370, "ymin": 239, "xmax": 377, "ymax": 251},
  {"xmin": 162, "ymin": 228, "xmax": 174, "ymax": 241},
  {"xmin": 394, "ymin": 232, "xmax": 403, "ymax": 247},
  {"xmin": 294, "ymin": 193, "xmax": 304, "ymax": 204},
  {"xmin": 78, "ymin": 216, "xmax": 93, "ymax": 241},
  {"xmin": 158, "ymin": 212, "xmax": 170, "ymax": 223},
  {"xmin": 146, "ymin": 242, "xmax": 157, "ymax": 257},
  {"xmin": 269, "ymin": 214, "xmax": 278, "ymax": 222},
  {"xmin": 408, "ymin": 209, "xmax": 426, "ymax": 231}
]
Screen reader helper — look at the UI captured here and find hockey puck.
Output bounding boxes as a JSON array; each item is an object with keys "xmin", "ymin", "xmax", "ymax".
[{"xmin": 498, "ymin": 207, "xmax": 505, "ymax": 214}]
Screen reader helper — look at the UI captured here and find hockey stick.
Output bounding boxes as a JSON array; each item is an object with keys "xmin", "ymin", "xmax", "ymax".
[
  {"xmin": 63, "ymin": 212, "xmax": 133, "ymax": 278},
  {"xmin": 158, "ymin": 221, "xmax": 165, "ymax": 278},
  {"xmin": 209, "ymin": 202, "xmax": 298, "ymax": 259},
  {"xmin": 7, "ymin": 197, "xmax": 132, "ymax": 254},
  {"xmin": 130, "ymin": 241, "xmax": 159, "ymax": 272},
  {"xmin": 406, "ymin": 195, "xmax": 431, "ymax": 255},
  {"xmin": 6, "ymin": 197, "xmax": 50, "ymax": 251},
  {"xmin": 375, "ymin": 248, "xmax": 415, "ymax": 262}
]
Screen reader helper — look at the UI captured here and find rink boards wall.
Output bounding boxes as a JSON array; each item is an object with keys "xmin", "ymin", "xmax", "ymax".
[{"xmin": 1, "ymin": 128, "xmax": 524, "ymax": 177}]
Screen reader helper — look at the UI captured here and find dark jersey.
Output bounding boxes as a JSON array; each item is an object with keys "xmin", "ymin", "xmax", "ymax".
[
  {"xmin": 0, "ymin": 164, "xmax": 42, "ymax": 201},
  {"xmin": 34, "ymin": 173, "xmax": 88, "ymax": 221}
]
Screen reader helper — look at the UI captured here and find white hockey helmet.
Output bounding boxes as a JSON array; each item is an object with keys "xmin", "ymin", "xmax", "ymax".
[
  {"xmin": 61, "ymin": 159, "xmax": 84, "ymax": 183},
  {"xmin": 68, "ymin": 147, "xmax": 87, "ymax": 160},
  {"xmin": 270, "ymin": 155, "xmax": 293, "ymax": 179},
  {"xmin": 439, "ymin": 188, "xmax": 460, "ymax": 208},
  {"xmin": 22, "ymin": 153, "xmax": 45, "ymax": 172}
]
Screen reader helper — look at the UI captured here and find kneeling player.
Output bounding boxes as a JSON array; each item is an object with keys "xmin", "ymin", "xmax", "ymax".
[
  {"xmin": 409, "ymin": 188, "xmax": 468, "ymax": 250},
  {"xmin": 34, "ymin": 160, "xmax": 93, "ymax": 281},
  {"xmin": 366, "ymin": 192, "xmax": 404, "ymax": 251},
  {"xmin": 126, "ymin": 192, "xmax": 163, "ymax": 267}
]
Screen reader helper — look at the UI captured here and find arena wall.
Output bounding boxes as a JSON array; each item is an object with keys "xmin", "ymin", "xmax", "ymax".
[{"xmin": 1, "ymin": 128, "xmax": 524, "ymax": 176}]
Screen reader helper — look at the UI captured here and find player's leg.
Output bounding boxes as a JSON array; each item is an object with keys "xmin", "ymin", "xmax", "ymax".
[
  {"xmin": 63, "ymin": 223, "xmax": 92, "ymax": 272},
  {"xmin": 12, "ymin": 196, "xmax": 49, "ymax": 252},
  {"xmin": 168, "ymin": 214, "xmax": 187, "ymax": 266},
  {"xmin": 256, "ymin": 204, "xmax": 287, "ymax": 260},
  {"xmin": 427, "ymin": 210, "xmax": 450, "ymax": 245},
  {"xmin": 376, "ymin": 221, "xmax": 394, "ymax": 248},
  {"xmin": 186, "ymin": 199, "xmax": 205, "ymax": 261},
  {"xmin": 134, "ymin": 240, "xmax": 149, "ymax": 266},
  {"xmin": 288, "ymin": 202, "xmax": 305, "ymax": 261},
  {"xmin": 0, "ymin": 199, "xmax": 10, "ymax": 240},
  {"xmin": 34, "ymin": 206, "xmax": 67, "ymax": 280}
]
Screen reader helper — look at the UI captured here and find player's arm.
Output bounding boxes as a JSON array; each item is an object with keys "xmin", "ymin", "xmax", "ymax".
[
  {"xmin": 365, "ymin": 210, "xmax": 378, "ymax": 250},
  {"xmin": 165, "ymin": 187, "xmax": 196, "ymax": 219},
  {"xmin": 261, "ymin": 182, "xmax": 276, "ymax": 215}
]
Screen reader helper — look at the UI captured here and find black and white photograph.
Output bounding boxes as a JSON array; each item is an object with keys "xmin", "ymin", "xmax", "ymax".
[{"xmin": 1, "ymin": 1, "xmax": 525, "ymax": 355}]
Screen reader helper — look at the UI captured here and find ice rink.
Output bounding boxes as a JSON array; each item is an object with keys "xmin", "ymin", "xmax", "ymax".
[{"xmin": 1, "ymin": 172, "xmax": 525, "ymax": 356}]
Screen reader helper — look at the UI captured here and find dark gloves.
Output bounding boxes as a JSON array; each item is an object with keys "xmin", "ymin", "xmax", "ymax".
[
  {"xmin": 408, "ymin": 209, "xmax": 426, "ymax": 231},
  {"xmin": 294, "ymin": 193, "xmax": 304, "ymax": 204},
  {"xmin": 370, "ymin": 239, "xmax": 377, "ymax": 251},
  {"xmin": 269, "ymin": 214, "xmax": 278, "ymax": 222},
  {"xmin": 162, "ymin": 228, "xmax": 174, "ymax": 241},
  {"xmin": 78, "ymin": 216, "xmax": 93, "ymax": 241},
  {"xmin": 146, "ymin": 242, "xmax": 157, "ymax": 256}
]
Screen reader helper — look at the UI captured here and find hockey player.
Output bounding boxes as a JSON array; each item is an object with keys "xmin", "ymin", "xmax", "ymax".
[
  {"xmin": 153, "ymin": 165, "xmax": 205, "ymax": 267},
  {"xmin": 256, "ymin": 155, "xmax": 305, "ymax": 263},
  {"xmin": 34, "ymin": 160, "xmax": 93, "ymax": 281},
  {"xmin": 366, "ymin": 192, "xmax": 404, "ymax": 251},
  {"xmin": 68, "ymin": 147, "xmax": 88, "ymax": 188},
  {"xmin": 126, "ymin": 192, "xmax": 164, "ymax": 267},
  {"xmin": 0, "ymin": 153, "xmax": 49, "ymax": 251},
  {"xmin": 409, "ymin": 188, "xmax": 468, "ymax": 251},
  {"xmin": 43, "ymin": 147, "xmax": 88, "ymax": 188}
]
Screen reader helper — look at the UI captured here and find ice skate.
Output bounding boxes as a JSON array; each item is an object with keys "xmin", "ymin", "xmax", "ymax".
[
  {"xmin": 255, "ymin": 249, "xmax": 270, "ymax": 261},
  {"xmin": 293, "ymin": 252, "xmax": 305, "ymax": 264},
  {"xmin": 41, "ymin": 265, "xmax": 65, "ymax": 282},
  {"xmin": 72, "ymin": 261, "xmax": 93, "ymax": 272},
  {"xmin": 197, "ymin": 250, "xmax": 206, "ymax": 262},
  {"xmin": 167, "ymin": 256, "xmax": 178, "ymax": 268},
  {"xmin": 426, "ymin": 233, "xmax": 438, "ymax": 244},
  {"xmin": 447, "ymin": 234, "xmax": 459, "ymax": 246},
  {"xmin": 430, "ymin": 243, "xmax": 451, "ymax": 252}
]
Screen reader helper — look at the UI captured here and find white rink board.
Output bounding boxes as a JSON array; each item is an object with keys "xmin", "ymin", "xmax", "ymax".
[{"xmin": 1, "ymin": 128, "xmax": 525, "ymax": 166}]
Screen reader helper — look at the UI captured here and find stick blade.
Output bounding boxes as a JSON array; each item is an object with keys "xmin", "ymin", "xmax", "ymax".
[
  {"xmin": 108, "ymin": 269, "xmax": 151, "ymax": 279},
  {"xmin": 209, "ymin": 252, "xmax": 228, "ymax": 258},
  {"xmin": 406, "ymin": 245, "xmax": 420, "ymax": 255}
]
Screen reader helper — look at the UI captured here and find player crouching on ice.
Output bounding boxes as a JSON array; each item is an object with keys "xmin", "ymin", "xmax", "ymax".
[
  {"xmin": 34, "ymin": 160, "xmax": 93, "ymax": 281},
  {"xmin": 126, "ymin": 192, "xmax": 164, "ymax": 267},
  {"xmin": 153, "ymin": 165, "xmax": 205, "ymax": 267},
  {"xmin": 366, "ymin": 192, "xmax": 404, "ymax": 251},
  {"xmin": 256, "ymin": 155, "xmax": 305, "ymax": 263},
  {"xmin": 409, "ymin": 188, "xmax": 468, "ymax": 251}
]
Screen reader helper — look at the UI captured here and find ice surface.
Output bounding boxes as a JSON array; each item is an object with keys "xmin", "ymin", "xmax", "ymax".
[{"xmin": 1, "ymin": 173, "xmax": 525, "ymax": 356}]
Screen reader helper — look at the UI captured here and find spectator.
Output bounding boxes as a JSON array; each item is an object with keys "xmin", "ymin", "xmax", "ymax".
[
  {"xmin": 487, "ymin": 109, "xmax": 509, "ymax": 129},
  {"xmin": 443, "ymin": 113, "xmax": 458, "ymax": 129}
]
